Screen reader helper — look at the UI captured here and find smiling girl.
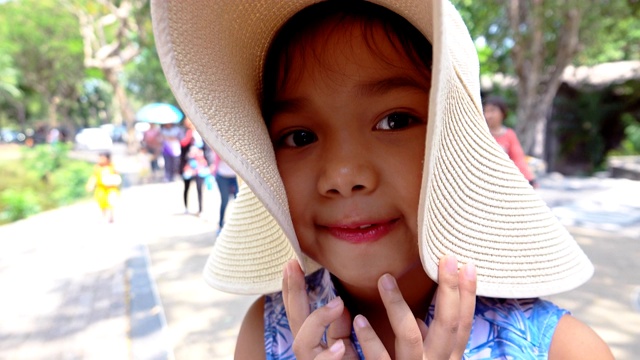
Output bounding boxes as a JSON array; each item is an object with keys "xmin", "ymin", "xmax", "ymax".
[{"xmin": 152, "ymin": 0, "xmax": 613, "ymax": 359}]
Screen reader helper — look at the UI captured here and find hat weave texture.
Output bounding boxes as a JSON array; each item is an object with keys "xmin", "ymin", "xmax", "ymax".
[{"xmin": 151, "ymin": 0, "xmax": 593, "ymax": 297}]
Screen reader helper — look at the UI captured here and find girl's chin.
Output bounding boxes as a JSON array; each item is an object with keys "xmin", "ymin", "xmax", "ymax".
[{"xmin": 327, "ymin": 258, "xmax": 422, "ymax": 285}]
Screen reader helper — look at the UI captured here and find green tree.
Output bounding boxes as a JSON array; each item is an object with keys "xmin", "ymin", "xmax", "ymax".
[
  {"xmin": 72, "ymin": 78, "xmax": 114, "ymax": 129},
  {"xmin": 452, "ymin": 0, "xmax": 640, "ymax": 158},
  {"xmin": 0, "ymin": 0, "xmax": 85, "ymax": 129},
  {"xmin": 576, "ymin": 0, "xmax": 640, "ymax": 65},
  {"xmin": 64, "ymin": 0, "xmax": 151, "ymax": 151},
  {"xmin": 0, "ymin": 49, "xmax": 24, "ymax": 130},
  {"xmin": 125, "ymin": 46, "xmax": 175, "ymax": 106}
]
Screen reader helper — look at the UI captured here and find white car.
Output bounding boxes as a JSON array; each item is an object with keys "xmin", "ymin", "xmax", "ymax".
[{"xmin": 75, "ymin": 128, "xmax": 113, "ymax": 151}]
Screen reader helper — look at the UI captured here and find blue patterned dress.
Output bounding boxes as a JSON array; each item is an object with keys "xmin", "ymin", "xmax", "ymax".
[{"xmin": 264, "ymin": 268, "xmax": 568, "ymax": 359}]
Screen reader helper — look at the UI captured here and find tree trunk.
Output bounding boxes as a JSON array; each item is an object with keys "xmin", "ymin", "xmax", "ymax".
[
  {"xmin": 508, "ymin": 0, "xmax": 582, "ymax": 159},
  {"xmin": 47, "ymin": 95, "xmax": 59, "ymax": 129},
  {"xmin": 105, "ymin": 68, "xmax": 138, "ymax": 153},
  {"xmin": 68, "ymin": 0, "xmax": 145, "ymax": 154},
  {"xmin": 515, "ymin": 99, "xmax": 550, "ymax": 158}
]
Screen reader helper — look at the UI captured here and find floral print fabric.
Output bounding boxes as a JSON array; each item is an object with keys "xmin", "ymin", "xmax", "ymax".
[{"xmin": 264, "ymin": 268, "xmax": 568, "ymax": 359}]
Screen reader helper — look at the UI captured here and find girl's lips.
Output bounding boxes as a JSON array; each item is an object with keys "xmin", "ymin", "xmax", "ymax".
[{"xmin": 323, "ymin": 219, "xmax": 398, "ymax": 244}]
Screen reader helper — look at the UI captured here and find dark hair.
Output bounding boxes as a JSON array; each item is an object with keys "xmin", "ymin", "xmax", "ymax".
[
  {"xmin": 98, "ymin": 151, "xmax": 112, "ymax": 160},
  {"xmin": 261, "ymin": 0, "xmax": 433, "ymax": 123},
  {"xmin": 482, "ymin": 96, "xmax": 509, "ymax": 119}
]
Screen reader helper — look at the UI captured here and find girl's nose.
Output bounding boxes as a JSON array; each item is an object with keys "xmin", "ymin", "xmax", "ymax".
[{"xmin": 317, "ymin": 144, "xmax": 378, "ymax": 197}]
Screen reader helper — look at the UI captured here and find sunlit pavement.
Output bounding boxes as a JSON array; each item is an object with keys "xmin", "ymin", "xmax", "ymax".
[
  {"xmin": 537, "ymin": 176, "xmax": 640, "ymax": 360},
  {"xmin": 0, "ymin": 172, "xmax": 256, "ymax": 359},
  {"xmin": 0, "ymin": 146, "xmax": 638, "ymax": 359}
]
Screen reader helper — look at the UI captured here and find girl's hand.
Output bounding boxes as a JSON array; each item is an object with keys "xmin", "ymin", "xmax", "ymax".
[
  {"xmin": 282, "ymin": 259, "xmax": 360, "ymax": 359},
  {"xmin": 282, "ymin": 255, "xmax": 477, "ymax": 359},
  {"xmin": 355, "ymin": 255, "xmax": 477, "ymax": 359}
]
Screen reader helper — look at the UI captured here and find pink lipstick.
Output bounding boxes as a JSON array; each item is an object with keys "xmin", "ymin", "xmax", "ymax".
[{"xmin": 325, "ymin": 219, "xmax": 398, "ymax": 243}]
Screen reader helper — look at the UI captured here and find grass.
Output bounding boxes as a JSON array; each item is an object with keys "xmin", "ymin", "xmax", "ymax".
[{"xmin": 0, "ymin": 144, "xmax": 94, "ymax": 225}]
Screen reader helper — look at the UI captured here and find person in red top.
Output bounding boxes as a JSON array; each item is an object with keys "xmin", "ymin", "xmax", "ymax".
[{"xmin": 483, "ymin": 96, "xmax": 537, "ymax": 187}]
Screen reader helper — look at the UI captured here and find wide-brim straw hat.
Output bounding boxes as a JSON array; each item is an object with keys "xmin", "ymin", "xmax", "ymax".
[{"xmin": 151, "ymin": 0, "xmax": 594, "ymax": 298}]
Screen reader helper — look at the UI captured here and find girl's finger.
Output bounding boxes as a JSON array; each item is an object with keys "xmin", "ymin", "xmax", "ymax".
[
  {"xmin": 326, "ymin": 302, "xmax": 360, "ymax": 359},
  {"xmin": 377, "ymin": 273, "xmax": 423, "ymax": 359},
  {"xmin": 282, "ymin": 259, "xmax": 311, "ymax": 336},
  {"xmin": 292, "ymin": 297, "xmax": 345, "ymax": 356},
  {"xmin": 313, "ymin": 339, "xmax": 346, "ymax": 360},
  {"xmin": 353, "ymin": 315, "xmax": 391, "ymax": 360},
  {"xmin": 423, "ymin": 255, "xmax": 464, "ymax": 359},
  {"xmin": 450, "ymin": 263, "xmax": 477, "ymax": 359}
]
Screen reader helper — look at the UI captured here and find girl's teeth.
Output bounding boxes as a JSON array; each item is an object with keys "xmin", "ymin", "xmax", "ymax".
[{"xmin": 358, "ymin": 224, "xmax": 372, "ymax": 229}]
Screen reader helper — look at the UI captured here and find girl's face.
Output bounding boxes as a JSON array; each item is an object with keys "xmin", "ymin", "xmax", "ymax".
[
  {"xmin": 483, "ymin": 104, "xmax": 504, "ymax": 129},
  {"xmin": 97, "ymin": 155, "xmax": 109, "ymax": 166},
  {"xmin": 267, "ymin": 22, "xmax": 430, "ymax": 289}
]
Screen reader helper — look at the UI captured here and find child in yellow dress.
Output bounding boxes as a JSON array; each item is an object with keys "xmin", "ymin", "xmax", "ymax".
[{"xmin": 86, "ymin": 151, "xmax": 121, "ymax": 223}]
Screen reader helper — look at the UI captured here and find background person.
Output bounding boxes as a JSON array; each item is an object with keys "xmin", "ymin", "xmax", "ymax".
[
  {"xmin": 180, "ymin": 118, "xmax": 213, "ymax": 215},
  {"xmin": 141, "ymin": 123, "xmax": 163, "ymax": 179},
  {"xmin": 211, "ymin": 152, "xmax": 238, "ymax": 231},
  {"xmin": 483, "ymin": 95, "xmax": 537, "ymax": 187},
  {"xmin": 160, "ymin": 123, "xmax": 183, "ymax": 182},
  {"xmin": 85, "ymin": 151, "xmax": 121, "ymax": 223}
]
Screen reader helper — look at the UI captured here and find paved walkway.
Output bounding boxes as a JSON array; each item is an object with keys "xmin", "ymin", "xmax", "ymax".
[
  {"xmin": 0, "ymin": 170, "xmax": 638, "ymax": 359},
  {"xmin": 0, "ymin": 179, "xmax": 256, "ymax": 360},
  {"xmin": 537, "ymin": 176, "xmax": 640, "ymax": 360}
]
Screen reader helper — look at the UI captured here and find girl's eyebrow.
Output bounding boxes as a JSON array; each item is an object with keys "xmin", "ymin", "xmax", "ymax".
[{"xmin": 357, "ymin": 75, "xmax": 430, "ymax": 97}]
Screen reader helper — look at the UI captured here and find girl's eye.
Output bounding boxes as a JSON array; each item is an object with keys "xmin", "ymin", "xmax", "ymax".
[
  {"xmin": 278, "ymin": 130, "xmax": 318, "ymax": 148},
  {"xmin": 375, "ymin": 112, "xmax": 420, "ymax": 130}
]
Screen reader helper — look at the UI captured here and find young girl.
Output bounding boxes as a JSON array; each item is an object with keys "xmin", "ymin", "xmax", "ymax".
[
  {"xmin": 152, "ymin": 0, "xmax": 613, "ymax": 358},
  {"xmin": 86, "ymin": 151, "xmax": 120, "ymax": 223}
]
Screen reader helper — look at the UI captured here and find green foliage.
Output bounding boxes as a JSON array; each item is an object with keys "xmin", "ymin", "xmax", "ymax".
[
  {"xmin": 0, "ymin": 51, "xmax": 21, "ymax": 99},
  {"xmin": 125, "ymin": 46, "xmax": 177, "ymax": 106},
  {"xmin": 576, "ymin": 1, "xmax": 640, "ymax": 65},
  {"xmin": 613, "ymin": 113, "xmax": 640, "ymax": 155},
  {"xmin": 0, "ymin": 188, "xmax": 41, "ymax": 223},
  {"xmin": 0, "ymin": 144, "xmax": 93, "ymax": 224},
  {"xmin": 452, "ymin": 0, "xmax": 640, "ymax": 74},
  {"xmin": 0, "ymin": 0, "xmax": 84, "ymax": 127},
  {"xmin": 21, "ymin": 143, "xmax": 72, "ymax": 180},
  {"xmin": 554, "ymin": 90, "xmax": 624, "ymax": 173},
  {"xmin": 50, "ymin": 160, "xmax": 94, "ymax": 206},
  {"xmin": 606, "ymin": 79, "xmax": 640, "ymax": 156},
  {"xmin": 71, "ymin": 78, "xmax": 114, "ymax": 128}
]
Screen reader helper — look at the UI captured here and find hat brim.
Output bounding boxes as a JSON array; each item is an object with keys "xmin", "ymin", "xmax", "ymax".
[{"xmin": 152, "ymin": 0, "xmax": 593, "ymax": 297}]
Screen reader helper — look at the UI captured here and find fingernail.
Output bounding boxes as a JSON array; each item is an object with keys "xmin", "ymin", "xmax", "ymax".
[
  {"xmin": 465, "ymin": 262, "xmax": 476, "ymax": 280},
  {"xmin": 445, "ymin": 255, "xmax": 458, "ymax": 274},
  {"xmin": 326, "ymin": 296, "xmax": 341, "ymax": 308},
  {"xmin": 354, "ymin": 315, "xmax": 369, "ymax": 329},
  {"xmin": 329, "ymin": 339, "xmax": 344, "ymax": 353},
  {"xmin": 283, "ymin": 264, "xmax": 288, "ymax": 278},
  {"xmin": 381, "ymin": 273, "xmax": 397, "ymax": 291}
]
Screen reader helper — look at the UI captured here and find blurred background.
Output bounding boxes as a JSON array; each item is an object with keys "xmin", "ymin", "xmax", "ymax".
[{"xmin": 0, "ymin": 0, "xmax": 638, "ymax": 359}]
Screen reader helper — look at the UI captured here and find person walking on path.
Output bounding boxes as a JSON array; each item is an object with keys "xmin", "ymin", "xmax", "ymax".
[
  {"xmin": 142, "ymin": 123, "xmax": 163, "ymax": 179},
  {"xmin": 85, "ymin": 151, "xmax": 121, "ymax": 223},
  {"xmin": 483, "ymin": 95, "xmax": 537, "ymax": 187},
  {"xmin": 160, "ymin": 123, "xmax": 183, "ymax": 182},
  {"xmin": 180, "ymin": 118, "xmax": 213, "ymax": 215},
  {"xmin": 211, "ymin": 151, "xmax": 238, "ymax": 230}
]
